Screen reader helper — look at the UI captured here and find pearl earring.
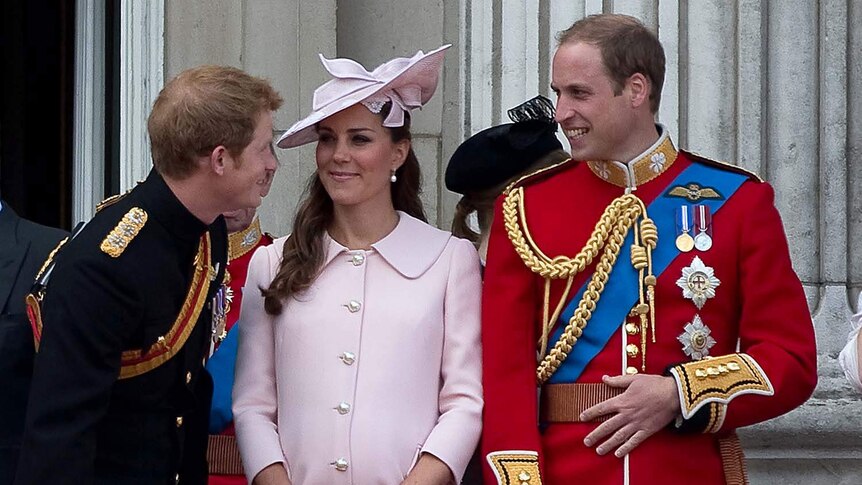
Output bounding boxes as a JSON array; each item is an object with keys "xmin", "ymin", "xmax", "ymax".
[{"xmin": 390, "ymin": 170, "xmax": 397, "ymax": 183}]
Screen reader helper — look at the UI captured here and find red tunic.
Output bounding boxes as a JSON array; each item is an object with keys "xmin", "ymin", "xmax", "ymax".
[
  {"xmin": 208, "ymin": 218, "xmax": 273, "ymax": 485},
  {"xmin": 481, "ymin": 145, "xmax": 817, "ymax": 485}
]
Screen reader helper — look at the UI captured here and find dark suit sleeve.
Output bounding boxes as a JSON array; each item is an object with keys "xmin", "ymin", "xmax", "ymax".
[
  {"xmin": 14, "ymin": 254, "xmax": 142, "ymax": 485},
  {"xmin": 0, "ymin": 219, "xmax": 67, "ymax": 484}
]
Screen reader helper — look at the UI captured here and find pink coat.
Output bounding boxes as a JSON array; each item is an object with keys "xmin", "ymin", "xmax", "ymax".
[{"xmin": 232, "ymin": 212, "xmax": 483, "ymax": 484}]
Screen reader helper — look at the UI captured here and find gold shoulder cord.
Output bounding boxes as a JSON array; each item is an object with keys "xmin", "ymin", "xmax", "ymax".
[{"xmin": 503, "ymin": 187, "xmax": 658, "ymax": 384}]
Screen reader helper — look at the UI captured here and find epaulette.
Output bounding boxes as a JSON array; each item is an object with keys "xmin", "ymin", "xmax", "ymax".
[
  {"xmin": 26, "ymin": 237, "xmax": 71, "ymax": 351},
  {"xmin": 683, "ymin": 150, "xmax": 763, "ymax": 182},
  {"xmin": 95, "ymin": 190, "xmax": 131, "ymax": 212},
  {"xmin": 503, "ymin": 158, "xmax": 576, "ymax": 195},
  {"xmin": 100, "ymin": 208, "xmax": 148, "ymax": 258}
]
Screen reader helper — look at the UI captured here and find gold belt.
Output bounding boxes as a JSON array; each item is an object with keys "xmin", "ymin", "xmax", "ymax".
[
  {"xmin": 207, "ymin": 434, "xmax": 244, "ymax": 476},
  {"xmin": 540, "ymin": 383, "xmax": 624, "ymax": 423}
]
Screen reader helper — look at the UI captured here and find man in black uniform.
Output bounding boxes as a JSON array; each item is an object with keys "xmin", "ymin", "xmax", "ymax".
[
  {"xmin": 0, "ymin": 196, "xmax": 67, "ymax": 484},
  {"xmin": 14, "ymin": 66, "xmax": 283, "ymax": 485}
]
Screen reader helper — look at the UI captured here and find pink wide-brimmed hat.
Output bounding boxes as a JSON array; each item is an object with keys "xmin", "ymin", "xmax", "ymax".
[{"xmin": 276, "ymin": 44, "xmax": 450, "ymax": 148}]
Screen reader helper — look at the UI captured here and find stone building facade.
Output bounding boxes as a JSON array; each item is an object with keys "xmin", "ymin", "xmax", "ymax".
[{"xmin": 72, "ymin": 1, "xmax": 861, "ymax": 483}]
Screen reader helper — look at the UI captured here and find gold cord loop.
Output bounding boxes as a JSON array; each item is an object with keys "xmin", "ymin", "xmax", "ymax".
[
  {"xmin": 630, "ymin": 245, "xmax": 648, "ymax": 269},
  {"xmin": 503, "ymin": 186, "xmax": 658, "ymax": 384}
]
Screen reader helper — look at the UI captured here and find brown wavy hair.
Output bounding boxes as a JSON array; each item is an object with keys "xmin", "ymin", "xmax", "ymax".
[{"xmin": 263, "ymin": 104, "xmax": 426, "ymax": 315}]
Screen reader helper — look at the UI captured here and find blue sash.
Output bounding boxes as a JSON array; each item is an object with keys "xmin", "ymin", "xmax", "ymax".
[
  {"xmin": 206, "ymin": 323, "xmax": 239, "ymax": 433},
  {"xmin": 546, "ymin": 162, "xmax": 748, "ymax": 384}
]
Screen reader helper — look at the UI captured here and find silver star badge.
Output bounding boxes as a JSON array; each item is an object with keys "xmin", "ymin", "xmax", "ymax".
[
  {"xmin": 676, "ymin": 256, "xmax": 720, "ymax": 309},
  {"xmin": 677, "ymin": 314, "xmax": 717, "ymax": 360},
  {"xmin": 241, "ymin": 227, "xmax": 260, "ymax": 248}
]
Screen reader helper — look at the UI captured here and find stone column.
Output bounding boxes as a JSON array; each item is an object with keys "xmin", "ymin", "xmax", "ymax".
[{"xmin": 164, "ymin": 0, "xmax": 336, "ymax": 236}]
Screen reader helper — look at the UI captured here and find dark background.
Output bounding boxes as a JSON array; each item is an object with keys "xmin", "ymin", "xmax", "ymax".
[{"xmin": 1, "ymin": 0, "xmax": 120, "ymax": 230}]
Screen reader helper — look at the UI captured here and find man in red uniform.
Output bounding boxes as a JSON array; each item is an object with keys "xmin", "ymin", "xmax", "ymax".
[
  {"xmin": 206, "ymin": 205, "xmax": 274, "ymax": 484},
  {"xmin": 481, "ymin": 14, "xmax": 817, "ymax": 485}
]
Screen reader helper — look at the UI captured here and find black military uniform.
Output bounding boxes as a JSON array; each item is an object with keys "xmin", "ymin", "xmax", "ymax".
[
  {"xmin": 14, "ymin": 170, "xmax": 227, "ymax": 485},
  {"xmin": 0, "ymin": 201, "xmax": 67, "ymax": 484}
]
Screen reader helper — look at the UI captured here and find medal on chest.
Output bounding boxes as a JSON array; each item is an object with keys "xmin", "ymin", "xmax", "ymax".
[
  {"xmin": 675, "ymin": 205, "xmax": 695, "ymax": 252},
  {"xmin": 693, "ymin": 204, "xmax": 713, "ymax": 251},
  {"xmin": 677, "ymin": 314, "xmax": 717, "ymax": 360},
  {"xmin": 675, "ymin": 256, "xmax": 721, "ymax": 360},
  {"xmin": 209, "ymin": 267, "xmax": 232, "ymax": 356},
  {"xmin": 675, "ymin": 204, "xmax": 716, "ymax": 253},
  {"xmin": 676, "ymin": 256, "xmax": 721, "ymax": 309}
]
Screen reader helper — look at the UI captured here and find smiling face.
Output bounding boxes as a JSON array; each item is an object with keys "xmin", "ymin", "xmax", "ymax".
[
  {"xmin": 315, "ymin": 104, "xmax": 409, "ymax": 212},
  {"xmin": 221, "ymin": 110, "xmax": 278, "ymax": 210},
  {"xmin": 552, "ymin": 42, "xmax": 644, "ymax": 163}
]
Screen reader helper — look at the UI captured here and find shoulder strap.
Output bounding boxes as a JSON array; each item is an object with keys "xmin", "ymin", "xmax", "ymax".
[
  {"xmin": 683, "ymin": 150, "xmax": 763, "ymax": 182},
  {"xmin": 504, "ymin": 158, "xmax": 575, "ymax": 195}
]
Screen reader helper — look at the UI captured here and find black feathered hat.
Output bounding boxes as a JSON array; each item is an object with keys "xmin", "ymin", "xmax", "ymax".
[{"xmin": 445, "ymin": 95, "xmax": 563, "ymax": 194}]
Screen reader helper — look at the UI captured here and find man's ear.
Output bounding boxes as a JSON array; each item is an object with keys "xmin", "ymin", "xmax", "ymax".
[
  {"xmin": 209, "ymin": 146, "xmax": 228, "ymax": 175},
  {"xmin": 627, "ymin": 73, "xmax": 650, "ymax": 109}
]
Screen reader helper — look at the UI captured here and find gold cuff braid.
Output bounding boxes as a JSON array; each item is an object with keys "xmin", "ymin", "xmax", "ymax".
[
  {"xmin": 503, "ymin": 187, "xmax": 658, "ymax": 383},
  {"xmin": 486, "ymin": 451, "xmax": 542, "ymax": 485},
  {"xmin": 670, "ymin": 353, "xmax": 774, "ymax": 419},
  {"xmin": 704, "ymin": 402, "xmax": 728, "ymax": 434}
]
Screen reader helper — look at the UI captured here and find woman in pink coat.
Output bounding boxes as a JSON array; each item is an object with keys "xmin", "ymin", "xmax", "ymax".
[{"xmin": 232, "ymin": 45, "xmax": 483, "ymax": 485}]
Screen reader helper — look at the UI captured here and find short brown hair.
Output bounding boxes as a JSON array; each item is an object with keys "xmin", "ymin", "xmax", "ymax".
[
  {"xmin": 557, "ymin": 14, "xmax": 665, "ymax": 113},
  {"xmin": 148, "ymin": 65, "xmax": 283, "ymax": 179}
]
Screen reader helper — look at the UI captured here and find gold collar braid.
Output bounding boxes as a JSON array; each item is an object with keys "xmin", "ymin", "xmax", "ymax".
[
  {"xmin": 503, "ymin": 187, "xmax": 658, "ymax": 384},
  {"xmin": 586, "ymin": 132, "xmax": 678, "ymax": 189},
  {"xmin": 228, "ymin": 217, "xmax": 263, "ymax": 262}
]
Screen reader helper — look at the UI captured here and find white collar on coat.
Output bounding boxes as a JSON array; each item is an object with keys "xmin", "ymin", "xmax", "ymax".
[{"xmin": 323, "ymin": 211, "xmax": 451, "ymax": 279}]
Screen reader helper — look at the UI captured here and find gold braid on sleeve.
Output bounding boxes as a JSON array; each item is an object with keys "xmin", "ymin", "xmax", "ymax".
[{"xmin": 502, "ymin": 187, "xmax": 657, "ymax": 384}]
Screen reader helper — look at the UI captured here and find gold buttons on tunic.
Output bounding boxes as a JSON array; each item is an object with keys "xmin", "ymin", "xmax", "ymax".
[
  {"xmin": 339, "ymin": 352, "xmax": 356, "ymax": 365},
  {"xmin": 351, "ymin": 253, "xmax": 365, "ymax": 266},
  {"xmin": 176, "ymin": 416, "xmax": 183, "ymax": 427},
  {"xmin": 518, "ymin": 471, "xmax": 531, "ymax": 484},
  {"xmin": 332, "ymin": 458, "xmax": 349, "ymax": 471},
  {"xmin": 625, "ymin": 344, "xmax": 639, "ymax": 358},
  {"xmin": 625, "ymin": 323, "xmax": 639, "ymax": 335},
  {"xmin": 335, "ymin": 402, "xmax": 351, "ymax": 415},
  {"xmin": 345, "ymin": 300, "xmax": 362, "ymax": 313},
  {"xmin": 625, "ymin": 366, "xmax": 639, "ymax": 375}
]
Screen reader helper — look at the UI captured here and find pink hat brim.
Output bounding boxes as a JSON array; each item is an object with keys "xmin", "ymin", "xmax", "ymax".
[{"xmin": 277, "ymin": 44, "xmax": 450, "ymax": 149}]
